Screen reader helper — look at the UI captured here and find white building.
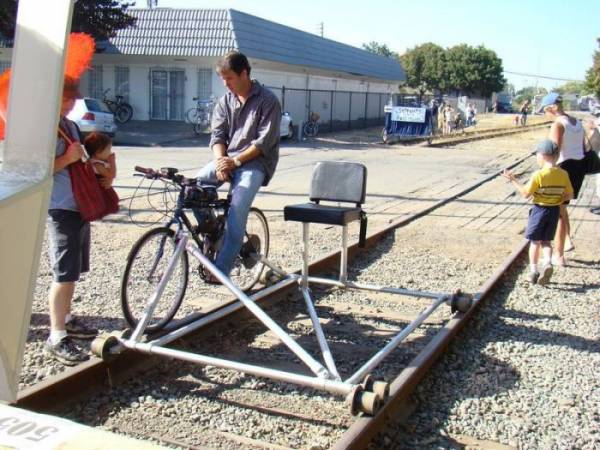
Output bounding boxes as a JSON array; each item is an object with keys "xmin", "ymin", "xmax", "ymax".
[{"xmin": 1, "ymin": 8, "xmax": 405, "ymax": 126}]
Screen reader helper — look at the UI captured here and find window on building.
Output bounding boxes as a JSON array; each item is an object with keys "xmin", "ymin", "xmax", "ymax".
[
  {"xmin": 114, "ymin": 66, "xmax": 130, "ymax": 102},
  {"xmin": 0, "ymin": 60, "xmax": 10, "ymax": 72},
  {"xmin": 197, "ymin": 68, "xmax": 212, "ymax": 100},
  {"xmin": 87, "ymin": 65, "xmax": 103, "ymax": 99}
]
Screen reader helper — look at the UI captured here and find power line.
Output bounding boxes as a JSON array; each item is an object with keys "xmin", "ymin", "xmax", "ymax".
[{"xmin": 504, "ymin": 70, "xmax": 583, "ymax": 83}]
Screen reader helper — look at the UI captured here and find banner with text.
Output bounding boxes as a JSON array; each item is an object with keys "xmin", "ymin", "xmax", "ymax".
[{"xmin": 387, "ymin": 106, "xmax": 427, "ymax": 123}]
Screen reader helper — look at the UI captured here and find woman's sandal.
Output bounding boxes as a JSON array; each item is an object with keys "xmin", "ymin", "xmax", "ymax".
[
  {"xmin": 552, "ymin": 256, "xmax": 566, "ymax": 267},
  {"xmin": 564, "ymin": 240, "xmax": 575, "ymax": 253}
]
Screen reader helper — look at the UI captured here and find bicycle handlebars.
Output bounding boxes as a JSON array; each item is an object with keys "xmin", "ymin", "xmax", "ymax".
[{"xmin": 134, "ymin": 166, "xmax": 197, "ymax": 185}]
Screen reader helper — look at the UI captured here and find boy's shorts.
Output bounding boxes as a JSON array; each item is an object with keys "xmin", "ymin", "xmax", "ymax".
[
  {"xmin": 525, "ymin": 204, "xmax": 560, "ymax": 242},
  {"xmin": 47, "ymin": 209, "xmax": 90, "ymax": 282}
]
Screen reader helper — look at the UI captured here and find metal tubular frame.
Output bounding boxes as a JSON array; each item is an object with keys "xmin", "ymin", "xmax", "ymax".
[{"xmin": 116, "ymin": 219, "xmax": 457, "ymax": 404}]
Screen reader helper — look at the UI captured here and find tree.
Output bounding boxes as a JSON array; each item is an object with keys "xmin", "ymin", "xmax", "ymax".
[
  {"xmin": 554, "ymin": 80, "xmax": 586, "ymax": 96},
  {"xmin": 362, "ymin": 41, "xmax": 398, "ymax": 59},
  {"xmin": 584, "ymin": 49, "xmax": 600, "ymax": 98},
  {"xmin": 399, "ymin": 42, "xmax": 447, "ymax": 95},
  {"xmin": 514, "ymin": 86, "xmax": 547, "ymax": 106},
  {"xmin": 445, "ymin": 44, "xmax": 505, "ymax": 97},
  {"xmin": 504, "ymin": 83, "xmax": 516, "ymax": 97},
  {"xmin": 0, "ymin": 0, "xmax": 136, "ymax": 42}
]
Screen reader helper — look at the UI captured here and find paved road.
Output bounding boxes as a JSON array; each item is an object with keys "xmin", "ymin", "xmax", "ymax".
[{"xmin": 112, "ymin": 126, "xmax": 546, "ymax": 232}]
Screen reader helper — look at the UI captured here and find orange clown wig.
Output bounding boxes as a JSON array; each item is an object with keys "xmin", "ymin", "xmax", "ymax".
[{"xmin": 0, "ymin": 32, "xmax": 95, "ymax": 139}]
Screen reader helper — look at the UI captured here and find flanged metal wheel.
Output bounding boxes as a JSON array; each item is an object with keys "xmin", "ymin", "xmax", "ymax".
[
  {"xmin": 361, "ymin": 374, "xmax": 390, "ymax": 401},
  {"xmin": 449, "ymin": 289, "xmax": 474, "ymax": 313},
  {"xmin": 259, "ymin": 269, "xmax": 281, "ymax": 286},
  {"xmin": 347, "ymin": 385, "xmax": 382, "ymax": 416},
  {"xmin": 372, "ymin": 381, "xmax": 390, "ymax": 401},
  {"xmin": 91, "ymin": 333, "xmax": 122, "ymax": 362}
]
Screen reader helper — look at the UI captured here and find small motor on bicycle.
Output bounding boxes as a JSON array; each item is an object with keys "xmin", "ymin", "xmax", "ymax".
[
  {"xmin": 182, "ymin": 185, "xmax": 219, "ymax": 209},
  {"xmin": 182, "ymin": 184, "xmax": 225, "ymax": 238}
]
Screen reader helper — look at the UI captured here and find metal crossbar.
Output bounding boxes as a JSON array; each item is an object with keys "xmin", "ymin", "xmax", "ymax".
[{"xmin": 104, "ymin": 222, "xmax": 467, "ymax": 415}]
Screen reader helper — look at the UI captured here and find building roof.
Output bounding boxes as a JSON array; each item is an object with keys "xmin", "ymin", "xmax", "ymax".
[{"xmin": 97, "ymin": 8, "xmax": 405, "ymax": 82}]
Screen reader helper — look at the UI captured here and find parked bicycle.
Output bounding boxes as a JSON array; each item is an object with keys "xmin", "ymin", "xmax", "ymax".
[
  {"xmin": 302, "ymin": 111, "xmax": 320, "ymax": 137},
  {"xmin": 102, "ymin": 88, "xmax": 133, "ymax": 124},
  {"xmin": 122, "ymin": 166, "xmax": 269, "ymax": 332},
  {"xmin": 186, "ymin": 97, "xmax": 215, "ymax": 135}
]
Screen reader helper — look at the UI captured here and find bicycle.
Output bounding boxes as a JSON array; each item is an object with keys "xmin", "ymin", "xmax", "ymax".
[
  {"xmin": 302, "ymin": 111, "xmax": 320, "ymax": 137},
  {"xmin": 186, "ymin": 97, "xmax": 214, "ymax": 135},
  {"xmin": 121, "ymin": 166, "xmax": 269, "ymax": 332},
  {"xmin": 102, "ymin": 88, "xmax": 133, "ymax": 124}
]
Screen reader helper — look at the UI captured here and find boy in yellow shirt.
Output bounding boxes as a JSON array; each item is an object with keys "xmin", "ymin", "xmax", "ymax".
[{"xmin": 502, "ymin": 139, "xmax": 573, "ymax": 285}]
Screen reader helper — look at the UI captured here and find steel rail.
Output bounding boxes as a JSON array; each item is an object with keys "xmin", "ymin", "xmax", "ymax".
[
  {"xmin": 427, "ymin": 121, "xmax": 551, "ymax": 147},
  {"xmin": 386, "ymin": 120, "xmax": 550, "ymax": 146},
  {"xmin": 332, "ymin": 239, "xmax": 529, "ymax": 449}
]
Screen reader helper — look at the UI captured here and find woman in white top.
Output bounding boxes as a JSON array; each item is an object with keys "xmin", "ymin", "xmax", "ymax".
[{"xmin": 541, "ymin": 93, "xmax": 585, "ymax": 266}]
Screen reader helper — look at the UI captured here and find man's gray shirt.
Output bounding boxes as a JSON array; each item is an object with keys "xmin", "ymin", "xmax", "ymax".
[{"xmin": 209, "ymin": 80, "xmax": 281, "ymax": 185}]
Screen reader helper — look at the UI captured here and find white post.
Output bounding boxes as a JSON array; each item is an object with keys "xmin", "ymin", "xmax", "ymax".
[
  {"xmin": 302, "ymin": 222, "xmax": 309, "ymax": 288},
  {"xmin": 340, "ymin": 225, "xmax": 348, "ymax": 282},
  {"xmin": 0, "ymin": 0, "xmax": 74, "ymax": 403}
]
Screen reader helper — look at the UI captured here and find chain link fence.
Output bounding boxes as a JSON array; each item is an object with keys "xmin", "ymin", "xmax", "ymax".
[{"xmin": 267, "ymin": 86, "xmax": 391, "ymax": 134}]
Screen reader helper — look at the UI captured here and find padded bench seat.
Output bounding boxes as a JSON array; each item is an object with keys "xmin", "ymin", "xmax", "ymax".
[{"xmin": 284, "ymin": 203, "xmax": 362, "ymax": 226}]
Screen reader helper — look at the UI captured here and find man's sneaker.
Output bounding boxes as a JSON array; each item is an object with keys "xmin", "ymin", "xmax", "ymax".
[
  {"xmin": 65, "ymin": 317, "xmax": 98, "ymax": 339},
  {"xmin": 528, "ymin": 271, "xmax": 539, "ymax": 285},
  {"xmin": 44, "ymin": 337, "xmax": 89, "ymax": 366},
  {"xmin": 537, "ymin": 264, "xmax": 554, "ymax": 286}
]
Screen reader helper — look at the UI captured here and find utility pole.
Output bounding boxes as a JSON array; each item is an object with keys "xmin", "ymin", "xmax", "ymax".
[{"xmin": 317, "ymin": 22, "xmax": 324, "ymax": 37}]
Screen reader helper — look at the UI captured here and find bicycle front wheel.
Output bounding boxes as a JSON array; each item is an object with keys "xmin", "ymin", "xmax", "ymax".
[
  {"xmin": 230, "ymin": 208, "xmax": 270, "ymax": 291},
  {"xmin": 115, "ymin": 104, "xmax": 133, "ymax": 123},
  {"xmin": 303, "ymin": 122, "xmax": 315, "ymax": 137},
  {"xmin": 121, "ymin": 227, "xmax": 188, "ymax": 332},
  {"xmin": 185, "ymin": 107, "xmax": 199, "ymax": 124},
  {"xmin": 193, "ymin": 115, "xmax": 211, "ymax": 135}
]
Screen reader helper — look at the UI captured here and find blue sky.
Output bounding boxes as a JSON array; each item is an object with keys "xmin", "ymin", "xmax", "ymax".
[{"xmin": 153, "ymin": 0, "xmax": 599, "ymax": 92}]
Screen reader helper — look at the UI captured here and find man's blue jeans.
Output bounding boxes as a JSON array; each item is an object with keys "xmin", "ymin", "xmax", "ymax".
[{"xmin": 195, "ymin": 159, "xmax": 265, "ymax": 275}]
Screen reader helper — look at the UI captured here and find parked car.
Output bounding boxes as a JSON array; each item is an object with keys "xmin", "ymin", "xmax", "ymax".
[
  {"xmin": 494, "ymin": 102, "xmax": 514, "ymax": 114},
  {"xmin": 67, "ymin": 97, "xmax": 117, "ymax": 138},
  {"xmin": 280, "ymin": 112, "xmax": 294, "ymax": 139}
]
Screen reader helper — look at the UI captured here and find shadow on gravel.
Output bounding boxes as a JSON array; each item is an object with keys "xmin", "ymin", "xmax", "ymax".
[
  {"xmin": 549, "ymin": 282, "xmax": 600, "ymax": 294},
  {"xmin": 373, "ymin": 257, "xmax": 599, "ymax": 449},
  {"xmin": 563, "ymin": 258, "xmax": 600, "ymax": 267},
  {"xmin": 374, "ymin": 264, "xmax": 525, "ymax": 449}
]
